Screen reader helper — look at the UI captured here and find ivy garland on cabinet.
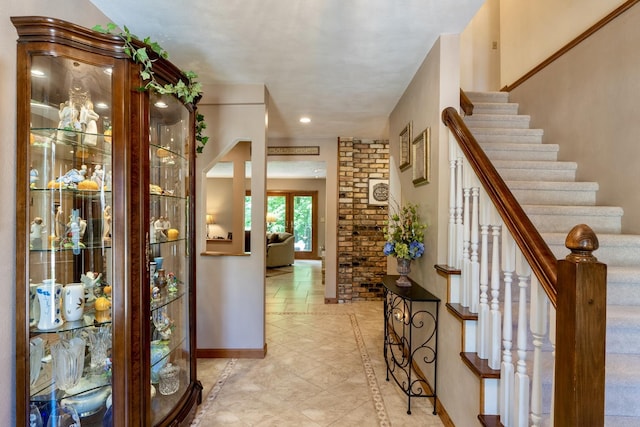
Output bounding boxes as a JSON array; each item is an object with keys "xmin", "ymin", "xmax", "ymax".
[{"xmin": 93, "ymin": 23, "xmax": 210, "ymax": 153}]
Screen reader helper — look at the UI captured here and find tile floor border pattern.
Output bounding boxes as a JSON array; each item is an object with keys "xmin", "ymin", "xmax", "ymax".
[
  {"xmin": 191, "ymin": 358, "xmax": 237, "ymax": 426},
  {"xmin": 190, "ymin": 311, "xmax": 391, "ymax": 427}
]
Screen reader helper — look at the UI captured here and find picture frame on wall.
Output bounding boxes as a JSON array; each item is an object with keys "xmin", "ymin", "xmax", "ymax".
[
  {"xmin": 412, "ymin": 127, "xmax": 430, "ymax": 186},
  {"xmin": 399, "ymin": 122, "xmax": 412, "ymax": 171},
  {"xmin": 368, "ymin": 178, "xmax": 389, "ymax": 206}
]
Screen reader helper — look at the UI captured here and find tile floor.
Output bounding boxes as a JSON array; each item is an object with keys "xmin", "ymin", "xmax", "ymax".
[{"xmin": 194, "ymin": 260, "xmax": 444, "ymax": 426}]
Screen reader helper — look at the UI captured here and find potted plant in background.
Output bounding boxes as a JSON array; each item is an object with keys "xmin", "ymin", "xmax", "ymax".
[{"xmin": 383, "ymin": 201, "xmax": 426, "ymax": 286}]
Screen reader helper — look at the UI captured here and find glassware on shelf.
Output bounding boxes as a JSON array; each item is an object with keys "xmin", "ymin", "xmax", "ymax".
[
  {"xmin": 150, "ymin": 340, "xmax": 170, "ymax": 384},
  {"xmin": 29, "ymin": 281, "xmax": 40, "ymax": 327},
  {"xmin": 29, "ymin": 403, "xmax": 43, "ymax": 427},
  {"xmin": 45, "ymin": 402, "xmax": 80, "ymax": 427},
  {"xmin": 50, "ymin": 337, "xmax": 85, "ymax": 391},
  {"xmin": 29, "ymin": 337, "xmax": 45, "ymax": 386},
  {"xmin": 62, "ymin": 283, "xmax": 85, "ymax": 322},
  {"xmin": 86, "ymin": 325, "xmax": 111, "ymax": 371},
  {"xmin": 158, "ymin": 363, "xmax": 180, "ymax": 395},
  {"xmin": 36, "ymin": 280, "xmax": 63, "ymax": 330},
  {"xmin": 62, "ymin": 379, "xmax": 111, "ymax": 418},
  {"xmin": 102, "ymin": 393, "xmax": 113, "ymax": 427}
]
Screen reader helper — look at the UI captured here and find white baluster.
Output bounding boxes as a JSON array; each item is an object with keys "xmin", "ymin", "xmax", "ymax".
[
  {"xmin": 513, "ymin": 250, "xmax": 531, "ymax": 427},
  {"xmin": 529, "ymin": 275, "xmax": 548, "ymax": 427},
  {"xmin": 448, "ymin": 143, "xmax": 457, "ymax": 268},
  {"xmin": 500, "ymin": 232, "xmax": 515, "ymax": 426},
  {"xmin": 470, "ymin": 182, "xmax": 480, "ymax": 314},
  {"xmin": 455, "ymin": 155, "xmax": 464, "ymax": 270},
  {"xmin": 488, "ymin": 219, "xmax": 502, "ymax": 370},
  {"xmin": 477, "ymin": 190, "xmax": 491, "ymax": 359},
  {"xmin": 461, "ymin": 183, "xmax": 471, "ymax": 308}
]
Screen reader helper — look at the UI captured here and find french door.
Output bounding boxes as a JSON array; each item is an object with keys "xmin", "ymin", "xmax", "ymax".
[{"xmin": 267, "ymin": 191, "xmax": 318, "ymax": 259}]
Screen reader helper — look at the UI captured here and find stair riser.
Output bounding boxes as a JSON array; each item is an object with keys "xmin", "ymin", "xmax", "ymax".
[
  {"xmin": 608, "ymin": 284, "xmax": 640, "ymax": 306},
  {"xmin": 607, "ymin": 327, "xmax": 640, "ymax": 354},
  {"xmin": 511, "ymin": 189, "xmax": 596, "ymax": 206},
  {"xmin": 466, "ymin": 116, "xmax": 531, "ymax": 129},
  {"xmin": 483, "ymin": 145, "xmax": 559, "ymax": 162},
  {"xmin": 605, "ymin": 384, "xmax": 640, "ymax": 417},
  {"xmin": 473, "ymin": 131, "xmax": 544, "ymax": 144},
  {"xmin": 473, "ymin": 104, "xmax": 519, "ymax": 115},
  {"xmin": 548, "ymin": 243, "xmax": 640, "ymax": 267},
  {"xmin": 466, "ymin": 91, "xmax": 510, "ymax": 103},
  {"xmin": 497, "ymin": 168, "xmax": 576, "ymax": 182},
  {"xmin": 527, "ymin": 213, "xmax": 621, "ymax": 234}
]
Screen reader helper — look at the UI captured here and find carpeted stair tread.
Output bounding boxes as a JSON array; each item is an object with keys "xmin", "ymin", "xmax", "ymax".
[
  {"xmin": 605, "ymin": 353, "xmax": 640, "ymax": 417},
  {"xmin": 495, "ymin": 160, "xmax": 577, "ymax": 182},
  {"xmin": 464, "ymin": 91, "xmax": 640, "ymax": 424},
  {"xmin": 607, "ymin": 306, "xmax": 640, "ymax": 354},
  {"xmin": 465, "ymin": 114, "xmax": 531, "ymax": 129},
  {"xmin": 482, "ymin": 143, "xmax": 559, "ymax": 161},
  {"xmin": 465, "ymin": 91, "xmax": 510, "ymax": 103},
  {"xmin": 605, "ymin": 416, "xmax": 640, "ymax": 427},
  {"xmin": 507, "ymin": 180, "xmax": 599, "ymax": 191},
  {"xmin": 473, "ymin": 128, "xmax": 544, "ymax": 144},
  {"xmin": 493, "ymin": 159, "xmax": 577, "ymax": 170},
  {"xmin": 542, "ymin": 232, "xmax": 640, "ymax": 266},
  {"xmin": 508, "ymin": 180, "xmax": 598, "ymax": 206},
  {"xmin": 523, "ymin": 204, "xmax": 622, "ymax": 234},
  {"xmin": 471, "ymin": 102, "xmax": 519, "ymax": 115}
]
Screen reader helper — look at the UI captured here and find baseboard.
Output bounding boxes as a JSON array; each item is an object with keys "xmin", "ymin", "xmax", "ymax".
[
  {"xmin": 325, "ymin": 297, "xmax": 338, "ymax": 304},
  {"xmin": 197, "ymin": 343, "xmax": 267, "ymax": 359}
]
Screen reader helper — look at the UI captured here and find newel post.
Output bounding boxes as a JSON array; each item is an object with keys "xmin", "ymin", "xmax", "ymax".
[{"xmin": 554, "ymin": 224, "xmax": 607, "ymax": 426}]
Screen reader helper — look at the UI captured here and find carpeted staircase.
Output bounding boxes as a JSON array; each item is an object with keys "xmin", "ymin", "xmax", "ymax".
[{"xmin": 463, "ymin": 91, "xmax": 640, "ymax": 426}]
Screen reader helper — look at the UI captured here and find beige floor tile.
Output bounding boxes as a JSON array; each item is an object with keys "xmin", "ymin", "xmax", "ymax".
[{"xmin": 194, "ymin": 260, "xmax": 444, "ymax": 427}]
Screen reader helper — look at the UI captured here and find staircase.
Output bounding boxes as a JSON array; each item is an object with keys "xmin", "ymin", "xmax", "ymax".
[{"xmin": 462, "ymin": 91, "xmax": 640, "ymax": 426}]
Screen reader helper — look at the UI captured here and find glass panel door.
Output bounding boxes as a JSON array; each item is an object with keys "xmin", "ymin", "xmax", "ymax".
[
  {"xmin": 267, "ymin": 192, "xmax": 318, "ymax": 259},
  {"xmin": 293, "ymin": 195, "xmax": 313, "ymax": 253},
  {"xmin": 28, "ymin": 54, "xmax": 114, "ymax": 425},
  {"xmin": 148, "ymin": 93, "xmax": 191, "ymax": 424}
]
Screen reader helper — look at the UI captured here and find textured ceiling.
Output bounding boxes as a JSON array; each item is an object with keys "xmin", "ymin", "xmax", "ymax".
[{"xmin": 89, "ymin": 0, "xmax": 483, "ymax": 141}]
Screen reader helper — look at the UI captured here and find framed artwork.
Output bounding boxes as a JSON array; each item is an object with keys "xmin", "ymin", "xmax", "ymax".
[
  {"xmin": 368, "ymin": 179, "xmax": 389, "ymax": 206},
  {"xmin": 399, "ymin": 122, "xmax": 412, "ymax": 171},
  {"xmin": 412, "ymin": 127, "xmax": 430, "ymax": 186}
]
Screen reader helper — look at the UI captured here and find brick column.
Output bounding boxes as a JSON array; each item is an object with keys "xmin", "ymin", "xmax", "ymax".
[{"xmin": 337, "ymin": 137, "xmax": 389, "ymax": 302}]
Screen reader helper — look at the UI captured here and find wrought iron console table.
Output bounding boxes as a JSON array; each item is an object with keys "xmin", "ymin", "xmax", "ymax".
[{"xmin": 382, "ymin": 275, "xmax": 440, "ymax": 415}]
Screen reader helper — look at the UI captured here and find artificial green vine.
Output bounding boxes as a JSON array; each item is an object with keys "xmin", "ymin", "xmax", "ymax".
[{"xmin": 93, "ymin": 23, "xmax": 209, "ymax": 153}]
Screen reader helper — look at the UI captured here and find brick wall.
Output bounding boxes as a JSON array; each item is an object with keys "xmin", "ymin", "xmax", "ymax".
[{"xmin": 337, "ymin": 138, "xmax": 389, "ymax": 303}]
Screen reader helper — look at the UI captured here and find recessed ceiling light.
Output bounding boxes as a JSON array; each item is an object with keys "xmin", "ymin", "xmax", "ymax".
[
  {"xmin": 95, "ymin": 102, "xmax": 108, "ymax": 109},
  {"xmin": 299, "ymin": 117, "xmax": 311, "ymax": 124},
  {"xmin": 155, "ymin": 101, "xmax": 169, "ymax": 108},
  {"xmin": 31, "ymin": 69, "xmax": 45, "ymax": 77}
]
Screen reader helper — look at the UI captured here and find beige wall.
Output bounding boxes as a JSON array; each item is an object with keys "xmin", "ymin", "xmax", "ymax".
[
  {"xmin": 500, "ymin": 0, "xmax": 625, "ymax": 87},
  {"xmin": 389, "ymin": 34, "xmax": 481, "ymax": 427},
  {"xmin": 195, "ymin": 85, "xmax": 268, "ymax": 352},
  {"xmin": 1, "ymin": 2, "xmax": 112, "ymax": 422},
  {"xmin": 460, "ymin": 0, "xmax": 501, "ymax": 91},
  {"xmin": 509, "ymin": 2, "xmax": 640, "ymax": 233}
]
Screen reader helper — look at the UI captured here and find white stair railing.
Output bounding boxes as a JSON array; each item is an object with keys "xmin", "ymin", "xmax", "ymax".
[{"xmin": 446, "ymin": 131, "xmax": 555, "ymax": 425}]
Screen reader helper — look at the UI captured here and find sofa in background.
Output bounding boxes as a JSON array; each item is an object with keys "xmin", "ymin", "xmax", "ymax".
[{"xmin": 266, "ymin": 232, "xmax": 295, "ymax": 268}]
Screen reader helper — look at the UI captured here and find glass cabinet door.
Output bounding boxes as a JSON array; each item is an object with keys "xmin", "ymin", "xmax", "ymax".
[
  {"xmin": 148, "ymin": 92, "xmax": 193, "ymax": 424},
  {"xmin": 27, "ymin": 54, "xmax": 114, "ymax": 425}
]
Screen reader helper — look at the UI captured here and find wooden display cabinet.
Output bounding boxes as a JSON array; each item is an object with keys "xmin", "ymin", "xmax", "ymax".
[{"xmin": 13, "ymin": 16, "xmax": 201, "ymax": 426}]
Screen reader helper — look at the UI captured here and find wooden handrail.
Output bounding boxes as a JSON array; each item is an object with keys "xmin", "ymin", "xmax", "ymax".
[
  {"xmin": 501, "ymin": 0, "xmax": 639, "ymax": 92},
  {"xmin": 441, "ymin": 106, "xmax": 558, "ymax": 307},
  {"xmin": 460, "ymin": 88, "xmax": 474, "ymax": 116}
]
